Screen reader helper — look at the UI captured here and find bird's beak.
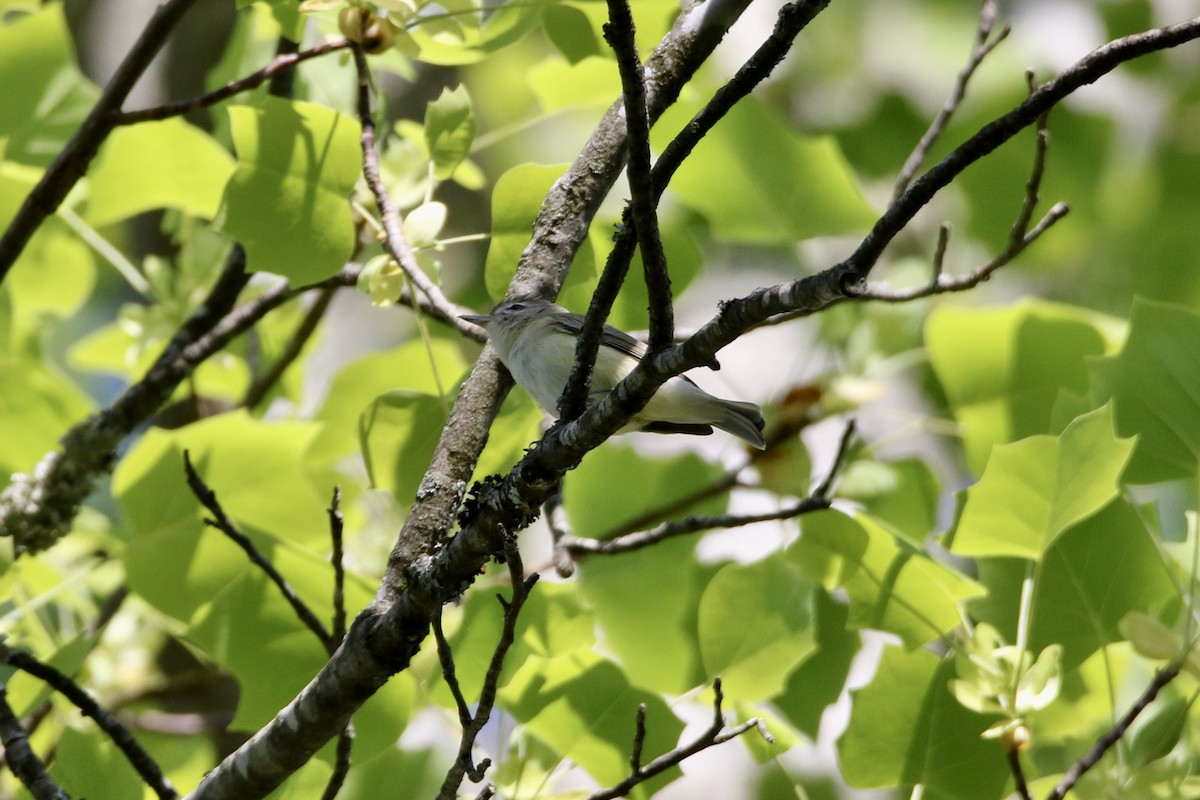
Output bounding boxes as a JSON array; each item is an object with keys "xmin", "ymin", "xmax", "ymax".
[{"xmin": 460, "ymin": 313, "xmax": 491, "ymax": 326}]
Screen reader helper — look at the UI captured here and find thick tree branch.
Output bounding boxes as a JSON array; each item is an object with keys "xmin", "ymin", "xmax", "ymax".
[
  {"xmin": 0, "ymin": 0, "xmax": 202, "ymax": 283},
  {"xmin": 185, "ymin": 8, "xmax": 763, "ymax": 798}
]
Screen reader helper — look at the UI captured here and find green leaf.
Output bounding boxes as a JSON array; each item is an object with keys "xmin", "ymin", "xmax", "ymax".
[
  {"xmin": 485, "ymin": 162, "xmax": 597, "ymax": 303},
  {"xmin": 926, "ymin": 300, "xmax": 1112, "ymax": 474},
  {"xmin": 564, "ymin": 444, "xmax": 727, "ymax": 535},
  {"xmin": 541, "ymin": 5, "xmax": 605, "ymax": 63},
  {"xmin": 773, "ymin": 589, "xmax": 859, "ymax": 740},
  {"xmin": 697, "ymin": 557, "xmax": 815, "ymax": 701},
  {"xmin": 527, "ymin": 55, "xmax": 620, "ymax": 111},
  {"xmin": 424, "ymin": 85, "xmax": 476, "ymax": 179},
  {"xmin": 308, "ymin": 337, "xmax": 470, "ymax": 467},
  {"xmin": 949, "ymin": 404, "xmax": 1135, "ymax": 559},
  {"xmin": 838, "ymin": 646, "xmax": 1009, "ymax": 799},
  {"xmin": 650, "ymin": 96, "xmax": 876, "ymax": 243},
  {"xmin": 1090, "ymin": 298, "xmax": 1200, "ymax": 482},
  {"xmin": 501, "ymin": 653, "xmax": 684, "ymax": 799},
  {"xmin": 0, "ymin": 6, "xmax": 98, "ymax": 167},
  {"xmin": 0, "ymin": 359, "xmax": 92, "ymax": 477},
  {"xmin": 1029, "ymin": 498, "xmax": 1177, "ymax": 671},
  {"xmin": 87, "ymin": 119, "xmax": 235, "ymax": 225},
  {"xmin": 51, "ymin": 726, "xmax": 143, "ymax": 800},
  {"xmin": 407, "ymin": 2, "xmax": 542, "ymax": 65},
  {"xmin": 359, "ymin": 390, "xmax": 446, "ymax": 500},
  {"xmin": 576, "ymin": 536, "xmax": 707, "ymax": 694},
  {"xmin": 115, "ymin": 412, "xmax": 327, "ymax": 621},
  {"xmin": 402, "ymin": 200, "xmax": 447, "ymax": 247},
  {"xmin": 1128, "ymin": 697, "xmax": 1188, "ymax": 769},
  {"xmin": 838, "ymin": 457, "xmax": 940, "ymax": 547},
  {"xmin": 789, "ymin": 510, "xmax": 982, "ymax": 648},
  {"xmin": 215, "ymin": 97, "xmax": 361, "ymax": 283}
]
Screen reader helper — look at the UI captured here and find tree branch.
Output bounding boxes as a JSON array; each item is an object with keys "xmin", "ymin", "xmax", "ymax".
[
  {"xmin": 242, "ymin": 284, "xmax": 338, "ymax": 410},
  {"xmin": 586, "ymin": 678, "xmax": 772, "ymax": 800},
  {"xmin": 0, "ymin": 687, "xmax": 71, "ymax": 800},
  {"xmin": 115, "ymin": 39, "xmax": 355, "ymax": 125},
  {"xmin": 437, "ymin": 537, "xmax": 539, "ymax": 800},
  {"xmin": 604, "ymin": 0, "xmax": 674, "ymax": 354},
  {"xmin": 1, "ymin": 646, "xmax": 177, "ymax": 799},
  {"xmin": 349, "ymin": 43, "xmax": 478, "ymax": 339},
  {"xmin": 892, "ymin": 0, "xmax": 1010, "ymax": 199},
  {"xmin": 561, "ymin": 420, "xmax": 854, "ymax": 558},
  {"xmin": 559, "ymin": 0, "xmax": 830, "ymax": 421},
  {"xmin": 0, "ymin": 0, "xmax": 203, "ymax": 283},
  {"xmin": 1047, "ymin": 664, "xmax": 1182, "ymax": 800},
  {"xmin": 183, "ymin": 451, "xmax": 334, "ymax": 653}
]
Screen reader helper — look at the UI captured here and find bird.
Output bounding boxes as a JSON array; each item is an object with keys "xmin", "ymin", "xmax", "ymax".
[{"xmin": 461, "ymin": 299, "xmax": 765, "ymax": 449}]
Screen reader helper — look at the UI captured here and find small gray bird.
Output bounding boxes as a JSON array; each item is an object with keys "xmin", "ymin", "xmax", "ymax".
[{"xmin": 461, "ymin": 299, "xmax": 766, "ymax": 448}]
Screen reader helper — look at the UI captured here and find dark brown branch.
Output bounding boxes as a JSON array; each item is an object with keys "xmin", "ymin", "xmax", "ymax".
[
  {"xmin": 319, "ymin": 727, "xmax": 354, "ymax": 800},
  {"xmin": 629, "ymin": 704, "xmax": 648, "ymax": 773},
  {"xmin": 1047, "ymin": 664, "xmax": 1182, "ymax": 800},
  {"xmin": 1, "ymin": 646, "xmax": 177, "ymax": 799},
  {"xmin": 243, "ymin": 284, "xmax": 338, "ymax": 410},
  {"xmin": 0, "ymin": 687, "xmax": 71, "ymax": 800},
  {"xmin": 437, "ymin": 538, "xmax": 540, "ymax": 800},
  {"xmin": 115, "ymin": 39, "xmax": 355, "ymax": 125},
  {"xmin": 866, "ymin": 89, "xmax": 1066, "ymax": 303},
  {"xmin": 183, "ymin": 451, "xmax": 335, "ymax": 653},
  {"xmin": 586, "ymin": 678, "xmax": 771, "ymax": 800},
  {"xmin": 0, "ymin": 0, "xmax": 203, "ymax": 283},
  {"xmin": 893, "ymin": 1, "xmax": 1010, "ymax": 199},
  {"xmin": 561, "ymin": 420, "xmax": 853, "ymax": 558},
  {"xmin": 349, "ymin": 44, "xmax": 478, "ymax": 338},
  {"xmin": 432, "ymin": 608, "xmax": 473, "ymax": 729},
  {"xmin": 558, "ymin": 0, "xmax": 830, "ymax": 421},
  {"xmin": 1008, "ymin": 748, "xmax": 1033, "ymax": 800},
  {"xmin": 329, "ymin": 486, "xmax": 348, "ymax": 647},
  {"xmin": 604, "ymin": 0, "xmax": 674, "ymax": 354}
]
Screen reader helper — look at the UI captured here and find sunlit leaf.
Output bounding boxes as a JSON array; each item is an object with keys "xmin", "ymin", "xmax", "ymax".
[
  {"xmin": 215, "ymin": 98, "xmax": 361, "ymax": 282},
  {"xmin": 949, "ymin": 404, "xmax": 1135, "ymax": 558}
]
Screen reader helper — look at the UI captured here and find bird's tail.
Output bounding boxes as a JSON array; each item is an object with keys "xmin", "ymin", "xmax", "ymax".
[{"xmin": 715, "ymin": 399, "xmax": 766, "ymax": 449}]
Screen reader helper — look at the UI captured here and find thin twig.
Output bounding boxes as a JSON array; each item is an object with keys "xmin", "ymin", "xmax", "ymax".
[
  {"xmin": 1007, "ymin": 748, "xmax": 1032, "ymax": 800},
  {"xmin": 0, "ymin": 687, "xmax": 70, "ymax": 800},
  {"xmin": 244, "ymin": 284, "xmax": 339, "ymax": 410},
  {"xmin": 349, "ymin": 43, "xmax": 477, "ymax": 337},
  {"xmin": 558, "ymin": 0, "xmax": 831, "ymax": 421},
  {"xmin": 0, "ymin": 0, "xmax": 203, "ymax": 282},
  {"xmin": 864, "ymin": 97, "xmax": 1066, "ymax": 303},
  {"xmin": 328, "ymin": 486, "xmax": 348, "ymax": 647},
  {"xmin": 1047, "ymin": 664, "xmax": 1182, "ymax": 800},
  {"xmin": 115, "ymin": 39, "xmax": 355, "ymax": 124},
  {"xmin": 319, "ymin": 726, "xmax": 354, "ymax": 800},
  {"xmin": 544, "ymin": 485, "xmax": 577, "ymax": 578},
  {"xmin": 183, "ymin": 451, "xmax": 334, "ymax": 653},
  {"xmin": 1, "ymin": 647, "xmax": 177, "ymax": 799},
  {"xmin": 436, "ymin": 537, "xmax": 540, "ymax": 800},
  {"xmin": 604, "ymin": 0, "xmax": 674, "ymax": 354},
  {"xmin": 562, "ymin": 418, "xmax": 854, "ymax": 558},
  {"xmin": 893, "ymin": 1, "xmax": 1010, "ymax": 199},
  {"xmin": 585, "ymin": 678, "xmax": 772, "ymax": 800},
  {"xmin": 629, "ymin": 704, "xmax": 648, "ymax": 773},
  {"xmin": 432, "ymin": 608, "xmax": 474, "ymax": 729}
]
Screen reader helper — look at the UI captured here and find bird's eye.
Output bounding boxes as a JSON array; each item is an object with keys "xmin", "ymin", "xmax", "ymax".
[{"xmin": 508, "ymin": 303, "xmax": 526, "ymax": 312}]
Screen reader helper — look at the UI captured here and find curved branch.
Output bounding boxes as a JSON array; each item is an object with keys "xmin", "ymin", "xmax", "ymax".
[{"xmin": 0, "ymin": 0, "xmax": 203, "ymax": 283}]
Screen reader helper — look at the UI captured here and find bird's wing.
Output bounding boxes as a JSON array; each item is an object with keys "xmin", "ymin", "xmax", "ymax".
[{"xmin": 547, "ymin": 312, "xmax": 648, "ymax": 360}]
